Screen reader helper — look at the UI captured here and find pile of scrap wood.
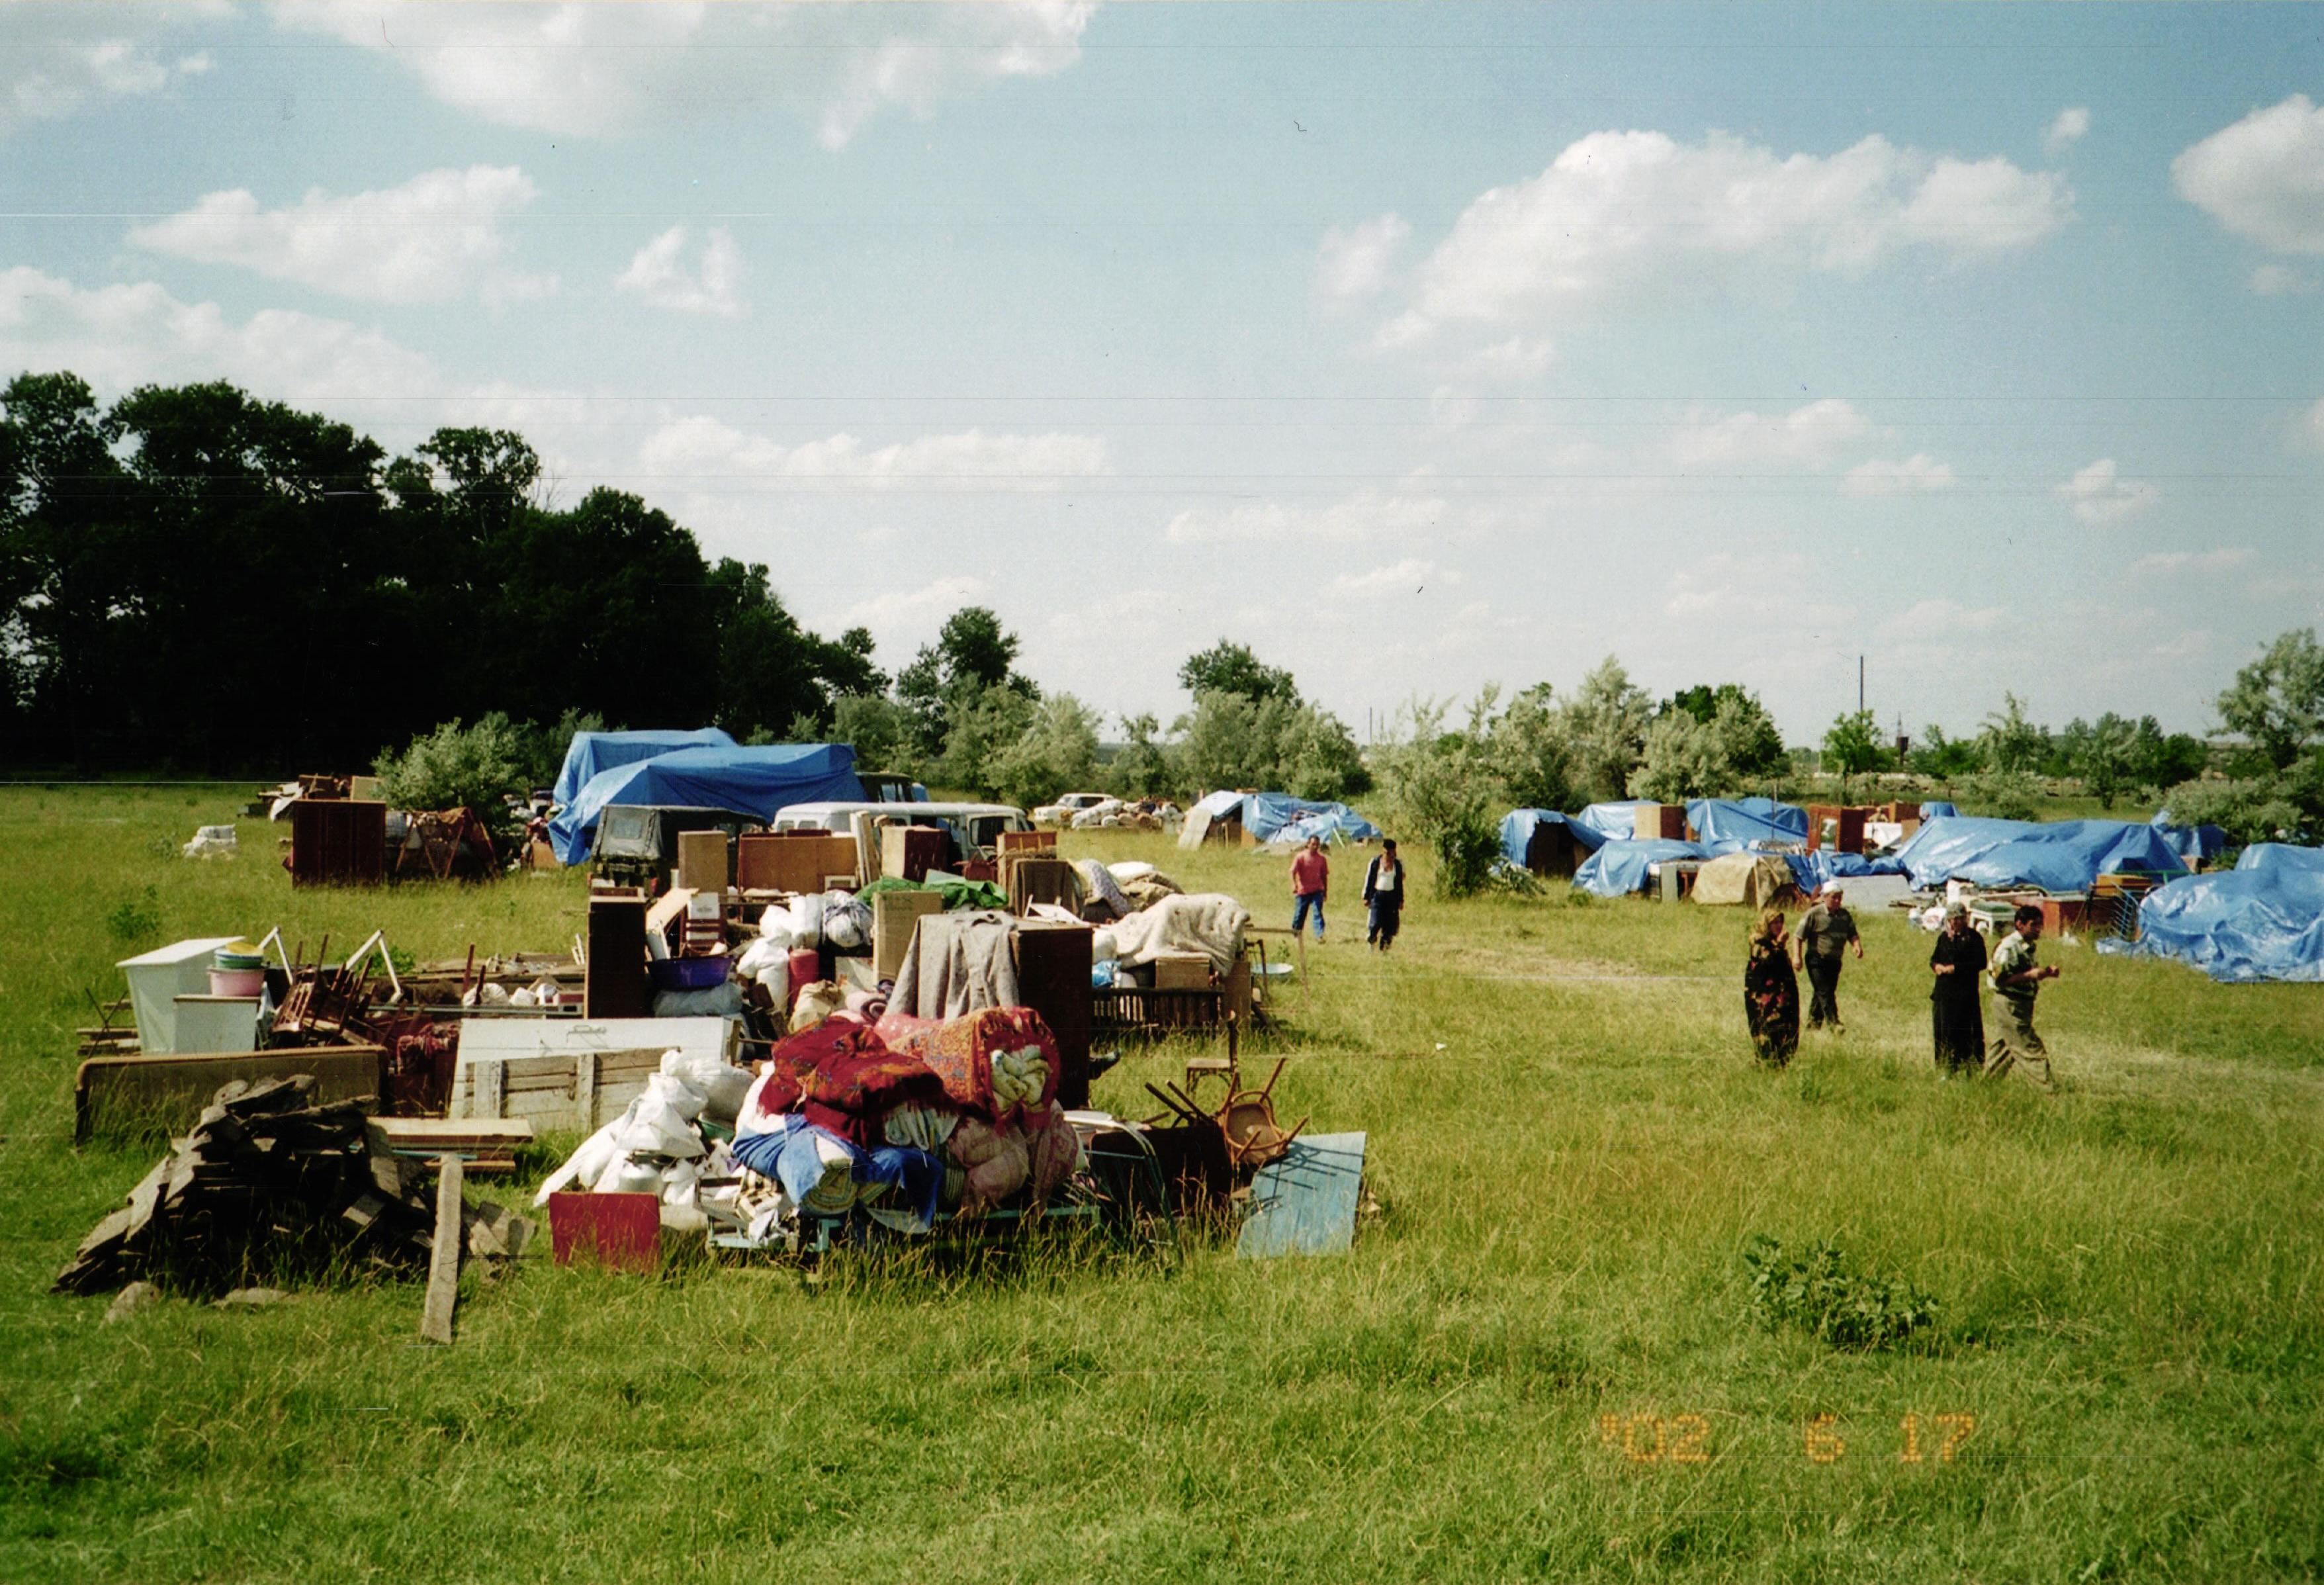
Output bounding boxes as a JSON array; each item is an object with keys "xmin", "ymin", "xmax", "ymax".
[{"xmin": 53, "ymin": 1075, "xmax": 529, "ymax": 1298}]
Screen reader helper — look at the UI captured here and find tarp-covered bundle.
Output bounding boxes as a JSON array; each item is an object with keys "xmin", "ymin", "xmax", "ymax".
[
  {"xmin": 1577, "ymin": 800, "xmax": 1654, "ymax": 841},
  {"xmin": 1692, "ymin": 852, "xmax": 1797, "ymax": 907},
  {"xmin": 1247, "ymin": 793, "xmax": 1381, "ymax": 847},
  {"xmin": 1498, "ymin": 809, "xmax": 1610, "ymax": 870},
  {"xmin": 1573, "ymin": 838, "xmax": 1707, "ymax": 897},
  {"xmin": 551, "ymin": 728, "xmax": 736, "ymax": 812},
  {"xmin": 2099, "ymin": 845, "xmax": 2324, "ymax": 982},
  {"xmin": 2151, "ymin": 812, "xmax": 2231, "ymax": 868},
  {"xmin": 1785, "ymin": 850, "xmax": 1904, "ymax": 895},
  {"xmin": 1889, "ymin": 816, "xmax": 2188, "ymax": 893},
  {"xmin": 1920, "ymin": 801, "xmax": 1959, "ymax": 820},
  {"xmin": 553, "ymin": 745, "xmax": 865, "ymax": 864},
  {"xmin": 1686, "ymin": 797, "xmax": 1808, "ymax": 854}
]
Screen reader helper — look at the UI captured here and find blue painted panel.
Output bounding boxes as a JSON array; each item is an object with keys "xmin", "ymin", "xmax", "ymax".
[{"xmin": 1237, "ymin": 1132, "xmax": 1367, "ymax": 1259}]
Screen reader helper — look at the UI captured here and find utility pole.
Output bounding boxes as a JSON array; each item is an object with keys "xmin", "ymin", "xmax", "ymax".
[{"xmin": 1858, "ymin": 656, "xmax": 1865, "ymax": 715}]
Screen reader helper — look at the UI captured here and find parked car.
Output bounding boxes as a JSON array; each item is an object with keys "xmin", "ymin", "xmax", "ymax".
[
  {"xmin": 858, "ymin": 772, "xmax": 929, "ymax": 804},
  {"xmin": 772, "ymin": 801, "xmax": 1030, "ymax": 864},
  {"xmin": 1032, "ymin": 792, "xmax": 1113, "ymax": 829},
  {"xmin": 590, "ymin": 803, "xmax": 765, "ymax": 891}
]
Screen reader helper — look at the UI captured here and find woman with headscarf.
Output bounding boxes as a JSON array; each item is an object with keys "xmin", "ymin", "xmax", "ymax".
[
  {"xmin": 1743, "ymin": 906, "xmax": 1800, "ymax": 1068},
  {"xmin": 1928, "ymin": 900, "xmax": 1988, "ymax": 1076}
]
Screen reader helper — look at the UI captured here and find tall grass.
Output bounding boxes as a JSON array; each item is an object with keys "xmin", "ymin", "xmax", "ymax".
[{"xmin": 1, "ymin": 792, "xmax": 2318, "ymax": 1582}]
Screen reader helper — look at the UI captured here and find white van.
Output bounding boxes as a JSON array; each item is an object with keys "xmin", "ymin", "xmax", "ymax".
[{"xmin": 772, "ymin": 801, "xmax": 1032, "ymax": 863}]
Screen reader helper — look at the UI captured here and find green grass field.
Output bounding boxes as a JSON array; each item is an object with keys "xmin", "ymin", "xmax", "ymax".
[{"xmin": 3, "ymin": 786, "xmax": 2319, "ymax": 1582}]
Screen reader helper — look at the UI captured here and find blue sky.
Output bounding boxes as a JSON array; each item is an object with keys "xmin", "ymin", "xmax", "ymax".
[{"xmin": 3, "ymin": 2, "xmax": 2318, "ymax": 744}]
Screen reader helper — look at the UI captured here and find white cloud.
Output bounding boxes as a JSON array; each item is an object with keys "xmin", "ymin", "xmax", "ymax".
[
  {"xmin": 635, "ymin": 414, "xmax": 1108, "ymax": 492},
  {"xmin": 1884, "ymin": 598, "xmax": 2006, "ymax": 635},
  {"xmin": 1668, "ymin": 398, "xmax": 1873, "ymax": 469},
  {"xmin": 1843, "ymin": 453, "xmax": 1956, "ymax": 496},
  {"xmin": 129, "ymin": 165, "xmax": 552, "ymax": 305},
  {"xmin": 1664, "ymin": 551, "xmax": 1855, "ymax": 629},
  {"xmin": 1314, "ymin": 213, "xmax": 1409, "ymax": 308},
  {"xmin": 2057, "ymin": 457, "xmax": 2159, "ymax": 524},
  {"xmin": 838, "ymin": 574, "xmax": 992, "ymax": 630},
  {"xmin": 0, "ymin": 265, "xmax": 437, "ymax": 401},
  {"xmin": 2252, "ymin": 263, "xmax": 2318, "ymax": 296},
  {"xmin": 1329, "ymin": 558, "xmax": 1452, "ymax": 597},
  {"xmin": 1163, "ymin": 486, "xmax": 1445, "ymax": 546},
  {"xmin": 270, "ymin": 1, "xmax": 1093, "ymax": 148},
  {"xmin": 2150, "ymin": 629, "xmax": 2211, "ymax": 662},
  {"xmin": 2172, "ymin": 95, "xmax": 2324, "ymax": 255},
  {"xmin": 2044, "ymin": 107, "xmax": 2090, "ymax": 155},
  {"xmin": 2129, "ymin": 548, "xmax": 2253, "ymax": 576},
  {"xmin": 1455, "ymin": 336, "xmax": 1554, "ymax": 383},
  {"xmin": 1382, "ymin": 128, "xmax": 2071, "ymax": 343},
  {"xmin": 615, "ymin": 226, "xmax": 746, "ymax": 317},
  {"xmin": 0, "ymin": 5, "xmax": 214, "ymax": 137}
]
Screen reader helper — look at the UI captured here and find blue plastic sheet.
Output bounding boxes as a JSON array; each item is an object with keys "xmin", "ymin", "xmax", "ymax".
[
  {"xmin": 2149, "ymin": 814, "xmax": 2230, "ymax": 867},
  {"xmin": 1241, "ymin": 793, "xmax": 1380, "ymax": 845},
  {"xmin": 1578, "ymin": 801, "xmax": 1654, "ymax": 840},
  {"xmin": 1920, "ymin": 801, "xmax": 1958, "ymax": 820},
  {"xmin": 2237, "ymin": 842, "xmax": 2324, "ymax": 875},
  {"xmin": 1572, "ymin": 838, "xmax": 1707, "ymax": 897},
  {"xmin": 1785, "ymin": 850, "xmax": 1904, "ymax": 893},
  {"xmin": 1192, "ymin": 789, "xmax": 1247, "ymax": 820},
  {"xmin": 1887, "ymin": 816, "xmax": 2188, "ymax": 892},
  {"xmin": 1686, "ymin": 797, "xmax": 1807, "ymax": 854},
  {"xmin": 551, "ymin": 743, "xmax": 865, "ymax": 863},
  {"xmin": 2099, "ymin": 857, "xmax": 2324, "ymax": 983},
  {"xmin": 549, "ymin": 727, "xmax": 735, "ymax": 812},
  {"xmin": 1497, "ymin": 809, "xmax": 1610, "ymax": 868}
]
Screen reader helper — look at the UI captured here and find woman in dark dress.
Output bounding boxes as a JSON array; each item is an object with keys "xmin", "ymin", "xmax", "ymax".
[
  {"xmin": 1744, "ymin": 907, "xmax": 1800, "ymax": 1067},
  {"xmin": 1928, "ymin": 901, "xmax": 1988, "ymax": 1075}
]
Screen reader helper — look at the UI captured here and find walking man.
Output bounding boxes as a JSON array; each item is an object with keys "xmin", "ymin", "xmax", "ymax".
[
  {"xmin": 1290, "ymin": 835, "xmax": 1329, "ymax": 942},
  {"xmin": 1363, "ymin": 839, "xmax": 1407, "ymax": 951},
  {"xmin": 1986, "ymin": 903, "xmax": 2060, "ymax": 1088},
  {"xmin": 1793, "ymin": 880, "xmax": 1863, "ymax": 1033}
]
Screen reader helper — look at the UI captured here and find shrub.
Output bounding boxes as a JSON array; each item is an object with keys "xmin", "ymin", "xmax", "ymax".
[
  {"xmin": 373, "ymin": 715, "xmax": 527, "ymax": 849},
  {"xmin": 1744, "ymin": 1236, "xmax": 1936, "ymax": 1352}
]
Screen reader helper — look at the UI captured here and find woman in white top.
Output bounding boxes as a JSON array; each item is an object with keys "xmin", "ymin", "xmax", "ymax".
[{"xmin": 1362, "ymin": 839, "xmax": 1406, "ymax": 951}]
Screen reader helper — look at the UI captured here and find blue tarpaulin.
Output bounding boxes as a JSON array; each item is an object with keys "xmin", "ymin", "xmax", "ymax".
[
  {"xmin": 1920, "ymin": 801, "xmax": 1959, "ymax": 820},
  {"xmin": 1573, "ymin": 838, "xmax": 1707, "ymax": 897},
  {"xmin": 1578, "ymin": 800, "xmax": 1654, "ymax": 840},
  {"xmin": 2238, "ymin": 842, "xmax": 2324, "ymax": 875},
  {"xmin": 2099, "ymin": 850, "xmax": 2324, "ymax": 982},
  {"xmin": 1686, "ymin": 797, "xmax": 1807, "ymax": 854},
  {"xmin": 1888, "ymin": 816, "xmax": 2188, "ymax": 893},
  {"xmin": 551, "ymin": 744, "xmax": 864, "ymax": 864},
  {"xmin": 1498, "ymin": 809, "xmax": 1610, "ymax": 868},
  {"xmin": 1243, "ymin": 793, "xmax": 1380, "ymax": 846},
  {"xmin": 2150, "ymin": 813, "xmax": 2230, "ymax": 868},
  {"xmin": 1785, "ymin": 850, "xmax": 1905, "ymax": 893},
  {"xmin": 549, "ymin": 727, "xmax": 735, "ymax": 812}
]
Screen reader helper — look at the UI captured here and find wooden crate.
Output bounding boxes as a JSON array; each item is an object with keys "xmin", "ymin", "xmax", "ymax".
[
  {"xmin": 1153, "ymin": 953, "xmax": 1214, "ymax": 991},
  {"xmin": 449, "ymin": 1017, "xmax": 737, "ymax": 1132},
  {"xmin": 996, "ymin": 829, "xmax": 1057, "ymax": 856},
  {"xmin": 1093, "ymin": 985, "xmax": 1225, "ymax": 1034},
  {"xmin": 735, "ymin": 833, "xmax": 858, "ymax": 893}
]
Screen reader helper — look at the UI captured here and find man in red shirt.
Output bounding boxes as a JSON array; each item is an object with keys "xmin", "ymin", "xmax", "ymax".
[{"xmin": 1290, "ymin": 835, "xmax": 1329, "ymax": 942}]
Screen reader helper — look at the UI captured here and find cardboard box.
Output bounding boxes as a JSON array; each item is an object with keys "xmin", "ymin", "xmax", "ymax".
[
  {"xmin": 735, "ymin": 833, "xmax": 858, "ymax": 894},
  {"xmin": 1153, "ymin": 952, "xmax": 1213, "ymax": 991},
  {"xmin": 1633, "ymin": 803, "xmax": 1687, "ymax": 841},
  {"xmin": 881, "ymin": 825, "xmax": 947, "ymax": 883},
  {"xmin": 873, "ymin": 889, "xmax": 944, "ymax": 981},
  {"xmin": 676, "ymin": 829, "xmax": 729, "ymax": 894}
]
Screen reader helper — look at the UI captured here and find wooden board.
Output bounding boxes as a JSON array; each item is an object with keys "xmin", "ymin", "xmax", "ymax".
[
  {"xmin": 420, "ymin": 1155, "xmax": 463, "ymax": 1345},
  {"xmin": 1237, "ymin": 1132, "xmax": 1366, "ymax": 1259},
  {"xmin": 676, "ymin": 829, "xmax": 729, "ymax": 893},
  {"xmin": 75, "ymin": 1045, "xmax": 385, "ymax": 1143},
  {"xmin": 449, "ymin": 1017, "xmax": 735, "ymax": 1131},
  {"xmin": 735, "ymin": 833, "xmax": 858, "ymax": 894}
]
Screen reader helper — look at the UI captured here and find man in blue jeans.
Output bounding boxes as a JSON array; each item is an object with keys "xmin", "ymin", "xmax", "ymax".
[{"xmin": 1290, "ymin": 835, "xmax": 1329, "ymax": 941}]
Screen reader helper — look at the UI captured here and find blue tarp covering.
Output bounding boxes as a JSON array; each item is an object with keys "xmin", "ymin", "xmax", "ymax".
[
  {"xmin": 2237, "ymin": 842, "xmax": 2324, "ymax": 875},
  {"xmin": 1785, "ymin": 850, "xmax": 1906, "ymax": 893},
  {"xmin": 1578, "ymin": 801, "xmax": 1654, "ymax": 840},
  {"xmin": 1244, "ymin": 793, "xmax": 1380, "ymax": 846},
  {"xmin": 551, "ymin": 744, "xmax": 864, "ymax": 864},
  {"xmin": 1888, "ymin": 816, "xmax": 2188, "ymax": 893},
  {"xmin": 1686, "ymin": 797, "xmax": 1807, "ymax": 854},
  {"xmin": 1192, "ymin": 789, "xmax": 1247, "ymax": 820},
  {"xmin": 1498, "ymin": 809, "xmax": 1610, "ymax": 868},
  {"xmin": 550, "ymin": 728, "xmax": 735, "ymax": 813},
  {"xmin": 1920, "ymin": 801, "xmax": 1959, "ymax": 820},
  {"xmin": 1573, "ymin": 838, "xmax": 1707, "ymax": 897},
  {"xmin": 2099, "ymin": 854, "xmax": 2324, "ymax": 982},
  {"xmin": 2150, "ymin": 813, "xmax": 2230, "ymax": 867}
]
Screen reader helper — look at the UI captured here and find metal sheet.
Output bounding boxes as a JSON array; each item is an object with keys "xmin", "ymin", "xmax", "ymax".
[{"xmin": 1237, "ymin": 1131, "xmax": 1366, "ymax": 1259}]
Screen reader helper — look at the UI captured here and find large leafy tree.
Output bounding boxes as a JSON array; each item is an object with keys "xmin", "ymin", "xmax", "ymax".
[
  {"xmin": 1178, "ymin": 639, "xmax": 1299, "ymax": 705},
  {"xmin": 2217, "ymin": 627, "xmax": 2324, "ymax": 770}
]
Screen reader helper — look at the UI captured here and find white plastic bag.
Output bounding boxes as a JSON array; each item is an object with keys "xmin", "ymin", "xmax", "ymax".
[
  {"xmin": 821, "ymin": 890, "xmax": 870, "ymax": 950},
  {"xmin": 756, "ymin": 905, "xmax": 797, "ymax": 948},
  {"xmin": 788, "ymin": 893, "xmax": 825, "ymax": 949}
]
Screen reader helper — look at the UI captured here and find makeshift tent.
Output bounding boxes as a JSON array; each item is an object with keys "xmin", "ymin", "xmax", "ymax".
[
  {"xmin": 1920, "ymin": 801, "xmax": 1959, "ymax": 820},
  {"xmin": 1578, "ymin": 801, "xmax": 1654, "ymax": 840},
  {"xmin": 1685, "ymin": 797, "xmax": 1807, "ymax": 854},
  {"xmin": 1888, "ymin": 816, "xmax": 2188, "ymax": 893},
  {"xmin": 1265, "ymin": 808, "xmax": 1380, "ymax": 848},
  {"xmin": 1245, "ymin": 793, "xmax": 1380, "ymax": 846},
  {"xmin": 2150, "ymin": 812, "xmax": 2231, "ymax": 868},
  {"xmin": 1498, "ymin": 810, "xmax": 1609, "ymax": 875},
  {"xmin": 1573, "ymin": 838, "xmax": 1707, "ymax": 897},
  {"xmin": 1692, "ymin": 852, "xmax": 1797, "ymax": 907},
  {"xmin": 1177, "ymin": 790, "xmax": 1251, "ymax": 849},
  {"xmin": 2237, "ymin": 842, "xmax": 2324, "ymax": 875},
  {"xmin": 553, "ymin": 745, "xmax": 864, "ymax": 864},
  {"xmin": 550, "ymin": 728, "xmax": 735, "ymax": 812},
  {"xmin": 2099, "ymin": 856, "xmax": 2324, "ymax": 983},
  {"xmin": 1785, "ymin": 850, "xmax": 1904, "ymax": 894}
]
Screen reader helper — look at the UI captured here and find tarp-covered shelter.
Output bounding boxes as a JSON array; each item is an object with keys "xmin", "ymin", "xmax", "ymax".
[
  {"xmin": 1498, "ymin": 809, "xmax": 1609, "ymax": 877},
  {"xmin": 1178, "ymin": 790, "xmax": 1252, "ymax": 848},
  {"xmin": 2151, "ymin": 812, "xmax": 2231, "ymax": 868},
  {"xmin": 553, "ymin": 745, "xmax": 864, "ymax": 864},
  {"xmin": 1245, "ymin": 793, "xmax": 1380, "ymax": 846},
  {"xmin": 1888, "ymin": 816, "xmax": 2188, "ymax": 893},
  {"xmin": 1685, "ymin": 797, "xmax": 1808, "ymax": 854},
  {"xmin": 1785, "ymin": 849, "xmax": 1904, "ymax": 895},
  {"xmin": 1920, "ymin": 801, "xmax": 1959, "ymax": 820},
  {"xmin": 550, "ymin": 728, "xmax": 736, "ymax": 813},
  {"xmin": 1578, "ymin": 801, "xmax": 1654, "ymax": 841},
  {"xmin": 1692, "ymin": 852, "xmax": 1798, "ymax": 907},
  {"xmin": 1573, "ymin": 838, "xmax": 1707, "ymax": 897},
  {"xmin": 2099, "ymin": 846, "xmax": 2324, "ymax": 982}
]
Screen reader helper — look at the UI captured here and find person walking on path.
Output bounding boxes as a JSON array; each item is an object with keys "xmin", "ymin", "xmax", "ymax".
[
  {"xmin": 1986, "ymin": 903, "xmax": 2059, "ymax": 1088},
  {"xmin": 1362, "ymin": 839, "xmax": 1407, "ymax": 951},
  {"xmin": 1744, "ymin": 907, "xmax": 1801, "ymax": 1068},
  {"xmin": 1793, "ymin": 880, "xmax": 1863, "ymax": 1032},
  {"xmin": 1928, "ymin": 900, "xmax": 1987, "ymax": 1076},
  {"xmin": 1290, "ymin": 835, "xmax": 1329, "ymax": 942}
]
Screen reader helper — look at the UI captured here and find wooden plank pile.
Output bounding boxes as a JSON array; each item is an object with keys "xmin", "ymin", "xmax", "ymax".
[{"xmin": 52, "ymin": 1075, "xmax": 529, "ymax": 1299}]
